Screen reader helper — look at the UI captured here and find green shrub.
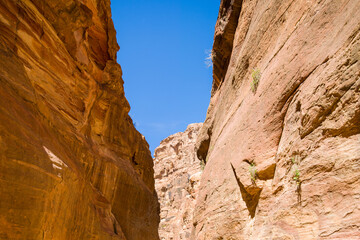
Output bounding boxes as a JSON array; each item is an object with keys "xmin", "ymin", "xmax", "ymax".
[
  {"xmin": 292, "ymin": 159, "xmax": 301, "ymax": 186},
  {"xmin": 205, "ymin": 50, "xmax": 214, "ymax": 68},
  {"xmin": 249, "ymin": 163, "xmax": 257, "ymax": 183},
  {"xmin": 293, "ymin": 169, "xmax": 300, "ymax": 183},
  {"xmin": 250, "ymin": 68, "xmax": 261, "ymax": 93},
  {"xmin": 200, "ymin": 160, "xmax": 205, "ymax": 171}
]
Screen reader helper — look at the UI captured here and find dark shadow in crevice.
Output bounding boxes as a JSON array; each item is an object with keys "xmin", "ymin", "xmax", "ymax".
[
  {"xmin": 196, "ymin": 128, "xmax": 212, "ymax": 164},
  {"xmin": 230, "ymin": 163, "xmax": 262, "ymax": 218},
  {"xmin": 296, "ymin": 181, "xmax": 302, "ymax": 204}
]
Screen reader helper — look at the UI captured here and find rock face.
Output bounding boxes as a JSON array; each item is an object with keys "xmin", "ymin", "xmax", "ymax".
[
  {"xmin": 0, "ymin": 1, "xmax": 159, "ymax": 239},
  {"xmin": 154, "ymin": 123, "xmax": 203, "ymax": 240},
  {"xmin": 194, "ymin": 0, "xmax": 360, "ymax": 239}
]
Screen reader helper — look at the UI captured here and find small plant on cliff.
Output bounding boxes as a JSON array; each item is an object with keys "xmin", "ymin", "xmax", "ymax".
[
  {"xmin": 250, "ymin": 68, "xmax": 261, "ymax": 93},
  {"xmin": 291, "ymin": 156, "xmax": 301, "ymax": 185},
  {"xmin": 293, "ymin": 168, "xmax": 300, "ymax": 184},
  {"xmin": 293, "ymin": 166, "xmax": 301, "ymax": 203},
  {"xmin": 205, "ymin": 49, "xmax": 214, "ymax": 68},
  {"xmin": 290, "ymin": 155, "xmax": 302, "ymax": 202},
  {"xmin": 200, "ymin": 159, "xmax": 206, "ymax": 171},
  {"xmin": 249, "ymin": 163, "xmax": 257, "ymax": 183}
]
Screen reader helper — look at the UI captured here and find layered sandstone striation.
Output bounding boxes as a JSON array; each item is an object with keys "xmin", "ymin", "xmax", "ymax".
[
  {"xmin": 154, "ymin": 123, "xmax": 203, "ymax": 240},
  {"xmin": 0, "ymin": 1, "xmax": 159, "ymax": 239},
  {"xmin": 194, "ymin": 0, "xmax": 360, "ymax": 239}
]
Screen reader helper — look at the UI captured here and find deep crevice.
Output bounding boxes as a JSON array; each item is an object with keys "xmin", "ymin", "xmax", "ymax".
[
  {"xmin": 196, "ymin": 128, "xmax": 212, "ymax": 163},
  {"xmin": 230, "ymin": 163, "xmax": 262, "ymax": 218},
  {"xmin": 212, "ymin": 0, "xmax": 243, "ymax": 93}
]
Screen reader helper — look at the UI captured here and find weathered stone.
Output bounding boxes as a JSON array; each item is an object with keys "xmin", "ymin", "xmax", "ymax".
[
  {"xmin": 194, "ymin": 0, "xmax": 360, "ymax": 239},
  {"xmin": 0, "ymin": 1, "xmax": 159, "ymax": 239},
  {"xmin": 154, "ymin": 123, "xmax": 203, "ymax": 240}
]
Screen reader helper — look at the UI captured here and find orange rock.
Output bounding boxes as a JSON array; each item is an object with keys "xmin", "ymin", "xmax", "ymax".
[{"xmin": 0, "ymin": 1, "xmax": 159, "ymax": 239}]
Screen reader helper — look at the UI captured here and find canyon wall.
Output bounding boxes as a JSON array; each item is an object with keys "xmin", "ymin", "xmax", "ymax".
[
  {"xmin": 194, "ymin": 0, "xmax": 360, "ymax": 239},
  {"xmin": 0, "ymin": 1, "xmax": 159, "ymax": 239},
  {"xmin": 154, "ymin": 123, "xmax": 203, "ymax": 240}
]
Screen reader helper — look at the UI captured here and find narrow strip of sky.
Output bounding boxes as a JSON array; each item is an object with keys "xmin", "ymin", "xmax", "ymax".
[{"xmin": 111, "ymin": 0, "xmax": 220, "ymax": 154}]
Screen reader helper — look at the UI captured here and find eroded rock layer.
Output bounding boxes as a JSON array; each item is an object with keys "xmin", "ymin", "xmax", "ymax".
[
  {"xmin": 194, "ymin": 0, "xmax": 360, "ymax": 239},
  {"xmin": 0, "ymin": 1, "xmax": 159, "ymax": 239},
  {"xmin": 154, "ymin": 123, "xmax": 203, "ymax": 240}
]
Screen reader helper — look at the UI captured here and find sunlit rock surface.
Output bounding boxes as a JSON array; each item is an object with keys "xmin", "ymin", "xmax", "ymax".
[
  {"xmin": 154, "ymin": 123, "xmax": 203, "ymax": 240},
  {"xmin": 194, "ymin": 0, "xmax": 360, "ymax": 239},
  {"xmin": 0, "ymin": 1, "xmax": 159, "ymax": 239}
]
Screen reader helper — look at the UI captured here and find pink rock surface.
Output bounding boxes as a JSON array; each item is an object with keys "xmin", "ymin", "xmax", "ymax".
[
  {"xmin": 194, "ymin": 0, "xmax": 360, "ymax": 239},
  {"xmin": 154, "ymin": 123, "xmax": 203, "ymax": 240}
]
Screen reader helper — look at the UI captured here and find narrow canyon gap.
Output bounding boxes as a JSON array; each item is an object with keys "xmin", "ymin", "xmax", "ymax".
[{"xmin": 110, "ymin": 0, "xmax": 218, "ymax": 154}]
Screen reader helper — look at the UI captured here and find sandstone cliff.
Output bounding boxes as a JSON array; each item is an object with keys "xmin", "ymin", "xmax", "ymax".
[
  {"xmin": 154, "ymin": 123, "xmax": 203, "ymax": 240},
  {"xmin": 194, "ymin": 0, "xmax": 360, "ymax": 239},
  {"xmin": 0, "ymin": 1, "xmax": 159, "ymax": 239}
]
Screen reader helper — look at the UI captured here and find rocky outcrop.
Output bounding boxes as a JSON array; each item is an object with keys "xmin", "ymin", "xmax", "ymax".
[
  {"xmin": 0, "ymin": 1, "xmax": 159, "ymax": 239},
  {"xmin": 154, "ymin": 123, "xmax": 203, "ymax": 240},
  {"xmin": 194, "ymin": 0, "xmax": 360, "ymax": 239}
]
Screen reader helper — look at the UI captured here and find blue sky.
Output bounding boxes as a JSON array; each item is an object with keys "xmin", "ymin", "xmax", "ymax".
[{"xmin": 111, "ymin": 0, "xmax": 220, "ymax": 154}]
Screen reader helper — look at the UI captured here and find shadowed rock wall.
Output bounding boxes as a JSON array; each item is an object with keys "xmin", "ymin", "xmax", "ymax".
[
  {"xmin": 0, "ymin": 1, "xmax": 159, "ymax": 239},
  {"xmin": 194, "ymin": 0, "xmax": 360, "ymax": 239}
]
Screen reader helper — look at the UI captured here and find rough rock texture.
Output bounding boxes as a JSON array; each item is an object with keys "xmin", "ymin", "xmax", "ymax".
[
  {"xmin": 0, "ymin": 1, "xmax": 159, "ymax": 239},
  {"xmin": 154, "ymin": 123, "xmax": 203, "ymax": 240},
  {"xmin": 194, "ymin": 0, "xmax": 360, "ymax": 239}
]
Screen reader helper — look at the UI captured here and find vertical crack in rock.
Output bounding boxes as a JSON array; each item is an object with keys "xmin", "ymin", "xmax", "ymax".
[{"xmin": 212, "ymin": 0, "xmax": 243, "ymax": 92}]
